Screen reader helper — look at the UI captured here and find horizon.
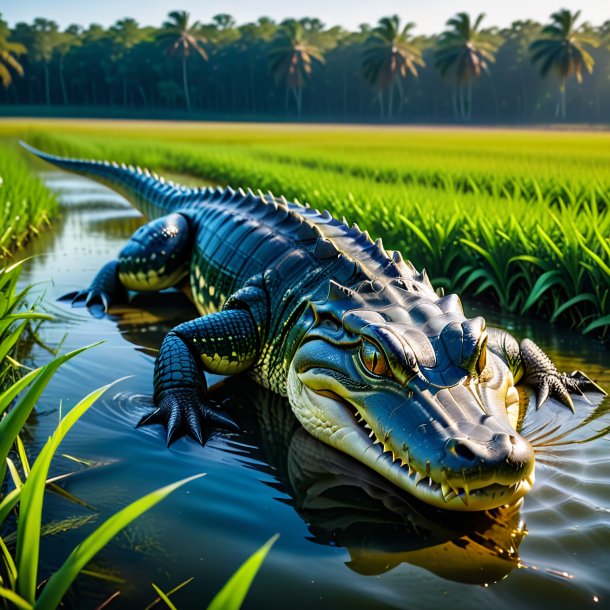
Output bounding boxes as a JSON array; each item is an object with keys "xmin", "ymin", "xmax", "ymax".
[{"xmin": 2, "ymin": 0, "xmax": 608, "ymax": 33}]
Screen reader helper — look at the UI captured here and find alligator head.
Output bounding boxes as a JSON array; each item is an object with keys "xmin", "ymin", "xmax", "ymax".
[{"xmin": 287, "ymin": 276, "xmax": 535, "ymax": 511}]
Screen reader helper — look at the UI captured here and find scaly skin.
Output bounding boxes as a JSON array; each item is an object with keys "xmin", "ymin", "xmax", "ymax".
[{"xmin": 23, "ymin": 142, "xmax": 606, "ymax": 512}]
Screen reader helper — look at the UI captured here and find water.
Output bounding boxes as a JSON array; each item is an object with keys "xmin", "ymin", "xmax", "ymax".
[{"xmin": 12, "ymin": 171, "xmax": 610, "ymax": 609}]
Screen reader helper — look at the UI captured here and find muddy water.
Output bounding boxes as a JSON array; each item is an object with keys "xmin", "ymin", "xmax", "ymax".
[{"xmin": 14, "ymin": 171, "xmax": 610, "ymax": 609}]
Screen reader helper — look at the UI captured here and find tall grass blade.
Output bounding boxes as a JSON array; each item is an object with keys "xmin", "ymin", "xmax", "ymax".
[
  {"xmin": 0, "ymin": 488, "xmax": 21, "ymax": 527},
  {"xmin": 0, "ymin": 586, "xmax": 33, "ymax": 610},
  {"xmin": 35, "ymin": 473, "xmax": 205, "ymax": 609},
  {"xmin": 0, "ymin": 344, "xmax": 100, "ymax": 485},
  {"xmin": 206, "ymin": 534, "xmax": 279, "ymax": 610},
  {"xmin": 15, "ymin": 377, "xmax": 120, "ymax": 604},
  {"xmin": 151, "ymin": 584, "xmax": 178, "ymax": 610},
  {"xmin": 582, "ymin": 315, "xmax": 610, "ymax": 335}
]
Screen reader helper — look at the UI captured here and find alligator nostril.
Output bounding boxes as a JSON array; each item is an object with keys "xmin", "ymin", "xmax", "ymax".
[
  {"xmin": 509, "ymin": 435, "xmax": 518, "ymax": 446},
  {"xmin": 453, "ymin": 441, "xmax": 476, "ymax": 462}
]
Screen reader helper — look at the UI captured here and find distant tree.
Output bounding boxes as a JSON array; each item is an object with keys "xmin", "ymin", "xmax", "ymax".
[
  {"xmin": 56, "ymin": 25, "xmax": 81, "ymax": 104},
  {"xmin": 0, "ymin": 16, "xmax": 26, "ymax": 88},
  {"xmin": 434, "ymin": 12, "xmax": 497, "ymax": 120},
  {"xmin": 110, "ymin": 18, "xmax": 148, "ymax": 106},
  {"xmin": 30, "ymin": 18, "xmax": 61, "ymax": 105},
  {"xmin": 299, "ymin": 18, "xmax": 325, "ymax": 34},
  {"xmin": 157, "ymin": 10, "xmax": 207, "ymax": 111},
  {"xmin": 361, "ymin": 15, "xmax": 424, "ymax": 118},
  {"xmin": 268, "ymin": 20, "xmax": 324, "ymax": 116},
  {"xmin": 494, "ymin": 20, "xmax": 542, "ymax": 120},
  {"xmin": 213, "ymin": 14, "xmax": 236, "ymax": 31},
  {"xmin": 529, "ymin": 9, "xmax": 599, "ymax": 119}
]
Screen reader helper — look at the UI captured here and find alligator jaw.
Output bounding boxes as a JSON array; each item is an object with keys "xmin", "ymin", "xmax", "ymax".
[{"xmin": 288, "ymin": 367, "xmax": 534, "ymax": 512}]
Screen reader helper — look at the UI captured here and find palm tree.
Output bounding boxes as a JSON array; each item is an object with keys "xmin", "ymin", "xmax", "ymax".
[
  {"xmin": 157, "ymin": 10, "xmax": 207, "ymax": 111},
  {"xmin": 529, "ymin": 9, "xmax": 599, "ymax": 119},
  {"xmin": 268, "ymin": 20, "xmax": 324, "ymax": 117},
  {"xmin": 0, "ymin": 17, "xmax": 26, "ymax": 88},
  {"xmin": 434, "ymin": 12, "xmax": 497, "ymax": 120},
  {"xmin": 361, "ymin": 15, "xmax": 424, "ymax": 119}
]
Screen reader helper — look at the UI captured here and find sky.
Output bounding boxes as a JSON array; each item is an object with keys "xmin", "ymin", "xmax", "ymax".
[{"xmin": 2, "ymin": 0, "xmax": 608, "ymax": 33}]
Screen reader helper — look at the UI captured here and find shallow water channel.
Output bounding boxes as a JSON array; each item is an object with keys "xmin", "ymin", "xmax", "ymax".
[{"xmin": 14, "ymin": 171, "xmax": 610, "ymax": 609}]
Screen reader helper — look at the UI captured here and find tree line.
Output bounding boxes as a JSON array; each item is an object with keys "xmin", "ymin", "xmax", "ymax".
[{"xmin": 0, "ymin": 8, "xmax": 609, "ymax": 122}]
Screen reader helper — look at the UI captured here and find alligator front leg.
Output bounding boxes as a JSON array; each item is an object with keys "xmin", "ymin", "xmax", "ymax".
[
  {"xmin": 61, "ymin": 213, "xmax": 191, "ymax": 316},
  {"xmin": 138, "ymin": 307, "xmax": 263, "ymax": 445},
  {"xmin": 487, "ymin": 328, "xmax": 606, "ymax": 411}
]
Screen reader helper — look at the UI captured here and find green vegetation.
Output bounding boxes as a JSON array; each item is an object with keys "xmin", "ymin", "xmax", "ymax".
[
  {"xmin": 0, "ymin": 261, "xmax": 52, "ymax": 391},
  {"xmin": 0, "ymin": 142, "xmax": 56, "ymax": 257},
  {"xmin": 5, "ymin": 120, "xmax": 606, "ymax": 341},
  {"xmin": 1, "ymin": 9, "xmax": 608, "ymax": 122}
]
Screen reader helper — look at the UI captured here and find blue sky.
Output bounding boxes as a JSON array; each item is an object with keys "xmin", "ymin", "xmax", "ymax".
[{"xmin": 2, "ymin": 1, "xmax": 608, "ymax": 32}]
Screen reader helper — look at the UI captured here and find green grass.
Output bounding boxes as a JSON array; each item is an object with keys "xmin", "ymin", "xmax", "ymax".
[
  {"xmin": 1, "ymin": 120, "xmax": 608, "ymax": 339},
  {"xmin": 0, "ymin": 142, "xmax": 57, "ymax": 257}
]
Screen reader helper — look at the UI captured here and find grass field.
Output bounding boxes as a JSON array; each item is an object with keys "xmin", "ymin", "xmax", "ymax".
[{"xmin": 0, "ymin": 119, "xmax": 609, "ymax": 340}]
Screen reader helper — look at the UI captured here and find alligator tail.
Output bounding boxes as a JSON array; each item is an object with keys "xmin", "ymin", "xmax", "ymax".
[{"xmin": 20, "ymin": 141, "xmax": 186, "ymax": 219}]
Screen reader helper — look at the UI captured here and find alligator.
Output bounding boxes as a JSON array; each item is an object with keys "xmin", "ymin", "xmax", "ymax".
[{"xmin": 23, "ymin": 142, "xmax": 606, "ymax": 511}]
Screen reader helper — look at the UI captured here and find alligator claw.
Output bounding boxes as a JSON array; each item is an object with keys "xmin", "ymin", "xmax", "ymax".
[
  {"xmin": 58, "ymin": 290, "xmax": 80, "ymax": 303},
  {"xmin": 521, "ymin": 339, "xmax": 605, "ymax": 412},
  {"xmin": 58, "ymin": 261, "xmax": 127, "ymax": 317},
  {"xmin": 137, "ymin": 387, "xmax": 239, "ymax": 447}
]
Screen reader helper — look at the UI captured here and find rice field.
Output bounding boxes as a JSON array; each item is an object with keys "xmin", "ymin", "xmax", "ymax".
[{"xmin": 1, "ymin": 120, "xmax": 609, "ymax": 340}]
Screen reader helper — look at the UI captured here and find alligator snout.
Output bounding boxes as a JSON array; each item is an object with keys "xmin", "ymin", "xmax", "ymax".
[{"xmin": 442, "ymin": 420, "xmax": 534, "ymax": 488}]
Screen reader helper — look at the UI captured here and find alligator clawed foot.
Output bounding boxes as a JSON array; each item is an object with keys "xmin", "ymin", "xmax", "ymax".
[
  {"xmin": 59, "ymin": 288, "xmax": 120, "ymax": 318},
  {"xmin": 58, "ymin": 260, "xmax": 127, "ymax": 317},
  {"xmin": 137, "ymin": 388, "xmax": 239, "ymax": 446},
  {"xmin": 521, "ymin": 339, "xmax": 606, "ymax": 412}
]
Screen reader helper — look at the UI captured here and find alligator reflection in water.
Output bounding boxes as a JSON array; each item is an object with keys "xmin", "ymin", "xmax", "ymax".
[
  {"xmin": 111, "ymin": 291, "xmax": 528, "ymax": 587},
  {"xmin": 221, "ymin": 379, "xmax": 528, "ymax": 586}
]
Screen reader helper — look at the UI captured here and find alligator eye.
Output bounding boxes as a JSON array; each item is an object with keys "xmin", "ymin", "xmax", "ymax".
[{"xmin": 360, "ymin": 339, "xmax": 391, "ymax": 377}]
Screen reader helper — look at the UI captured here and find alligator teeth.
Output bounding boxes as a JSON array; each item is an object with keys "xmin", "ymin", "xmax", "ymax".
[
  {"xmin": 363, "ymin": 423, "xmax": 371, "ymax": 431},
  {"xmin": 441, "ymin": 481, "xmax": 451, "ymax": 501},
  {"xmin": 462, "ymin": 483, "xmax": 470, "ymax": 505},
  {"xmin": 368, "ymin": 430, "xmax": 375, "ymax": 438},
  {"xmin": 428, "ymin": 477, "xmax": 433, "ymax": 487},
  {"xmin": 526, "ymin": 474, "xmax": 535, "ymax": 487},
  {"xmin": 414, "ymin": 472, "xmax": 424, "ymax": 486},
  {"xmin": 444, "ymin": 490, "xmax": 458, "ymax": 502}
]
